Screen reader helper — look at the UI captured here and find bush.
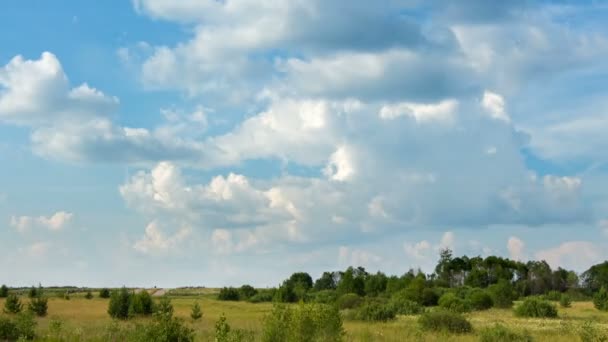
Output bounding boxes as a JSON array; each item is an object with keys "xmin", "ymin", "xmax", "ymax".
[
  {"xmin": 0, "ymin": 312, "xmax": 36, "ymax": 340},
  {"xmin": 514, "ymin": 297, "xmax": 558, "ymax": 318},
  {"xmin": 488, "ymin": 280, "xmax": 515, "ymax": 308},
  {"xmin": 578, "ymin": 321, "xmax": 608, "ymax": 342},
  {"xmin": 545, "ymin": 290, "xmax": 561, "ymax": 301},
  {"xmin": 63, "ymin": 291, "xmax": 71, "ymax": 300},
  {"xmin": 468, "ymin": 289, "xmax": 493, "ymax": 311},
  {"xmin": 131, "ymin": 308, "xmax": 195, "ymax": 342},
  {"xmin": 239, "ymin": 285, "xmax": 258, "ymax": 300},
  {"xmin": 421, "ymin": 288, "xmax": 439, "ymax": 306},
  {"xmin": 108, "ymin": 287, "xmax": 132, "ymax": 320},
  {"xmin": 261, "ymin": 303, "xmax": 344, "ymax": 342},
  {"xmin": 218, "ymin": 287, "xmax": 241, "ymax": 301},
  {"xmin": 155, "ymin": 296, "xmax": 174, "ymax": 317},
  {"xmin": 27, "ymin": 287, "xmax": 37, "ymax": 299},
  {"xmin": 248, "ymin": 289, "xmax": 275, "ymax": 303},
  {"xmin": 85, "ymin": 290, "xmax": 94, "ymax": 300},
  {"xmin": 312, "ymin": 290, "xmax": 338, "ymax": 304},
  {"xmin": 337, "ymin": 293, "xmax": 363, "ymax": 310},
  {"xmin": 438, "ymin": 292, "xmax": 471, "ymax": 313},
  {"xmin": 355, "ymin": 302, "xmax": 396, "ymax": 322},
  {"xmin": 389, "ymin": 291, "xmax": 424, "ymax": 315},
  {"xmin": 0, "ymin": 285, "xmax": 8, "ymax": 298},
  {"xmin": 593, "ymin": 287, "xmax": 608, "ymax": 311},
  {"xmin": 28, "ymin": 296, "xmax": 48, "ymax": 317},
  {"xmin": 132, "ymin": 291, "xmax": 154, "ymax": 315},
  {"xmin": 479, "ymin": 324, "xmax": 533, "ymax": 342},
  {"xmin": 215, "ymin": 313, "xmax": 254, "ymax": 342},
  {"xmin": 191, "ymin": 302, "xmax": 203, "ymax": 321},
  {"xmin": 3, "ymin": 294, "xmax": 22, "ymax": 314},
  {"xmin": 560, "ymin": 294, "xmax": 572, "ymax": 308},
  {"xmin": 418, "ymin": 309, "xmax": 472, "ymax": 334},
  {"xmin": 99, "ymin": 288, "xmax": 111, "ymax": 298}
]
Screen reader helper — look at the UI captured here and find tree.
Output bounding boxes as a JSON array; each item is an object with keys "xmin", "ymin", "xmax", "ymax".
[
  {"xmin": 593, "ymin": 287, "xmax": 608, "ymax": 311},
  {"xmin": 155, "ymin": 296, "xmax": 174, "ymax": 317},
  {"xmin": 435, "ymin": 248, "xmax": 454, "ymax": 286},
  {"xmin": 288, "ymin": 272, "xmax": 313, "ymax": 291},
  {"xmin": 218, "ymin": 287, "xmax": 240, "ymax": 301},
  {"xmin": 0, "ymin": 285, "xmax": 8, "ymax": 298},
  {"xmin": 583, "ymin": 261, "xmax": 608, "ymax": 292},
  {"xmin": 28, "ymin": 285, "xmax": 48, "ymax": 317},
  {"xmin": 314, "ymin": 272, "xmax": 337, "ymax": 291},
  {"xmin": 85, "ymin": 290, "xmax": 94, "ymax": 300},
  {"xmin": 3, "ymin": 294, "xmax": 22, "ymax": 314},
  {"xmin": 190, "ymin": 302, "xmax": 203, "ymax": 321},
  {"xmin": 238, "ymin": 285, "xmax": 257, "ymax": 300},
  {"xmin": 488, "ymin": 280, "xmax": 515, "ymax": 308},
  {"xmin": 364, "ymin": 272, "xmax": 388, "ymax": 297},
  {"xmin": 337, "ymin": 267, "xmax": 365, "ymax": 296},
  {"xmin": 108, "ymin": 287, "xmax": 132, "ymax": 320},
  {"xmin": 27, "ymin": 286, "xmax": 37, "ymax": 299},
  {"xmin": 99, "ymin": 288, "xmax": 111, "ymax": 298}
]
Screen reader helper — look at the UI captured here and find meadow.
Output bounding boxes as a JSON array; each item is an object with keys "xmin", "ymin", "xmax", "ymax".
[{"xmin": 2, "ymin": 288, "xmax": 608, "ymax": 341}]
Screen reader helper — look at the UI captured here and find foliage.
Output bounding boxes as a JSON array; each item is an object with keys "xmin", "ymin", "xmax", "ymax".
[
  {"xmin": 578, "ymin": 321, "xmax": 608, "ymax": 342},
  {"xmin": 337, "ymin": 293, "xmax": 363, "ymax": 310},
  {"xmin": 131, "ymin": 290, "xmax": 154, "ymax": 315},
  {"xmin": 582, "ymin": 261, "xmax": 608, "ymax": 292},
  {"xmin": 130, "ymin": 307, "xmax": 195, "ymax": 342},
  {"xmin": 4, "ymin": 294, "xmax": 22, "ymax": 314},
  {"xmin": 215, "ymin": 313, "xmax": 254, "ymax": 342},
  {"xmin": 389, "ymin": 291, "xmax": 424, "ymax": 315},
  {"xmin": 261, "ymin": 303, "xmax": 344, "ymax": 342},
  {"xmin": 312, "ymin": 290, "xmax": 338, "ymax": 304},
  {"xmin": 594, "ymin": 287, "xmax": 608, "ymax": 311},
  {"xmin": 0, "ymin": 285, "xmax": 8, "ymax": 298},
  {"xmin": 27, "ymin": 287, "xmax": 37, "ymax": 299},
  {"xmin": 238, "ymin": 285, "xmax": 258, "ymax": 300},
  {"xmin": 467, "ymin": 289, "xmax": 493, "ymax": 310},
  {"xmin": 438, "ymin": 292, "xmax": 471, "ymax": 313},
  {"xmin": 218, "ymin": 287, "xmax": 241, "ymax": 301},
  {"xmin": 514, "ymin": 297, "xmax": 558, "ymax": 318},
  {"xmin": 108, "ymin": 287, "xmax": 132, "ymax": 319},
  {"xmin": 274, "ymin": 283, "xmax": 297, "ymax": 303},
  {"xmin": 99, "ymin": 288, "xmax": 111, "ymax": 298},
  {"xmin": 560, "ymin": 294, "xmax": 572, "ymax": 308},
  {"xmin": 85, "ymin": 290, "xmax": 94, "ymax": 300},
  {"xmin": 314, "ymin": 272, "xmax": 338, "ymax": 291},
  {"xmin": 191, "ymin": 302, "xmax": 203, "ymax": 321},
  {"xmin": 355, "ymin": 302, "xmax": 396, "ymax": 322},
  {"xmin": 478, "ymin": 324, "xmax": 533, "ymax": 342},
  {"xmin": 28, "ymin": 295, "xmax": 48, "ymax": 317},
  {"xmin": 0, "ymin": 312, "xmax": 36, "ymax": 340},
  {"xmin": 418, "ymin": 309, "xmax": 472, "ymax": 334},
  {"xmin": 545, "ymin": 290, "xmax": 562, "ymax": 301},
  {"xmin": 488, "ymin": 280, "xmax": 515, "ymax": 308},
  {"xmin": 155, "ymin": 296, "xmax": 174, "ymax": 317},
  {"xmin": 248, "ymin": 289, "xmax": 275, "ymax": 303}
]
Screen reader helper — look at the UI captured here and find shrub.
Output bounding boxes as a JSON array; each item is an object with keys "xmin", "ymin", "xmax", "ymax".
[
  {"xmin": 514, "ymin": 297, "xmax": 558, "ymax": 318},
  {"xmin": 467, "ymin": 289, "xmax": 493, "ymax": 311},
  {"xmin": 545, "ymin": 290, "xmax": 561, "ymax": 301},
  {"xmin": 239, "ymin": 285, "xmax": 258, "ymax": 300},
  {"xmin": 355, "ymin": 302, "xmax": 396, "ymax": 322},
  {"xmin": 191, "ymin": 302, "xmax": 203, "ymax": 321},
  {"xmin": 218, "ymin": 287, "xmax": 241, "ymax": 301},
  {"xmin": 421, "ymin": 288, "xmax": 439, "ymax": 306},
  {"xmin": 274, "ymin": 284, "xmax": 297, "ymax": 303},
  {"xmin": 85, "ymin": 290, "xmax": 94, "ymax": 300},
  {"xmin": 27, "ymin": 287, "xmax": 37, "ymax": 299},
  {"xmin": 560, "ymin": 294, "xmax": 572, "ymax": 308},
  {"xmin": 132, "ymin": 291, "xmax": 154, "ymax": 315},
  {"xmin": 0, "ymin": 312, "xmax": 36, "ymax": 340},
  {"xmin": 312, "ymin": 290, "xmax": 338, "ymax": 304},
  {"xmin": 479, "ymin": 324, "xmax": 533, "ymax": 342},
  {"xmin": 578, "ymin": 321, "xmax": 608, "ymax": 342},
  {"xmin": 0, "ymin": 285, "xmax": 8, "ymax": 298},
  {"xmin": 108, "ymin": 287, "xmax": 132, "ymax": 320},
  {"xmin": 63, "ymin": 291, "xmax": 70, "ymax": 300},
  {"xmin": 155, "ymin": 296, "xmax": 174, "ymax": 317},
  {"xmin": 389, "ymin": 291, "xmax": 424, "ymax": 315},
  {"xmin": 99, "ymin": 288, "xmax": 111, "ymax": 298},
  {"xmin": 249, "ymin": 289, "xmax": 275, "ymax": 303},
  {"xmin": 488, "ymin": 280, "xmax": 515, "ymax": 308},
  {"xmin": 438, "ymin": 292, "xmax": 471, "ymax": 313},
  {"xmin": 337, "ymin": 293, "xmax": 363, "ymax": 310},
  {"xmin": 418, "ymin": 309, "xmax": 472, "ymax": 334},
  {"xmin": 261, "ymin": 303, "xmax": 344, "ymax": 342},
  {"xmin": 3, "ymin": 294, "xmax": 22, "ymax": 314},
  {"xmin": 131, "ymin": 308, "xmax": 195, "ymax": 342},
  {"xmin": 593, "ymin": 287, "xmax": 608, "ymax": 311},
  {"xmin": 28, "ymin": 296, "xmax": 48, "ymax": 317},
  {"xmin": 215, "ymin": 313, "xmax": 254, "ymax": 342}
]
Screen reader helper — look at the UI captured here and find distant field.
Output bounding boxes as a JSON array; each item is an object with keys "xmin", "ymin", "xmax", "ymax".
[{"xmin": 1, "ymin": 290, "xmax": 608, "ymax": 341}]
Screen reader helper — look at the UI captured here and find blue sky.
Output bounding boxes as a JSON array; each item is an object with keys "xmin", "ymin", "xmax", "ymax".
[{"xmin": 1, "ymin": 0, "xmax": 608, "ymax": 287}]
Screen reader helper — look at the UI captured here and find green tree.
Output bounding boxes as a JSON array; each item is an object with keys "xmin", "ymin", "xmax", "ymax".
[
  {"xmin": 239, "ymin": 285, "xmax": 258, "ymax": 300},
  {"xmin": 108, "ymin": 287, "xmax": 132, "ymax": 320},
  {"xmin": 218, "ymin": 287, "xmax": 240, "ymax": 301},
  {"xmin": 99, "ymin": 288, "xmax": 111, "ymax": 298},
  {"xmin": 3, "ymin": 294, "xmax": 22, "ymax": 314},
  {"xmin": 0, "ymin": 285, "xmax": 8, "ymax": 298},
  {"xmin": 155, "ymin": 296, "xmax": 174, "ymax": 317},
  {"xmin": 28, "ymin": 285, "xmax": 48, "ymax": 317},
  {"xmin": 85, "ymin": 290, "xmax": 94, "ymax": 300},
  {"xmin": 593, "ymin": 287, "xmax": 608, "ymax": 311},
  {"xmin": 191, "ymin": 302, "xmax": 203, "ymax": 321},
  {"xmin": 488, "ymin": 280, "xmax": 515, "ymax": 308},
  {"xmin": 314, "ymin": 272, "xmax": 337, "ymax": 291},
  {"xmin": 27, "ymin": 286, "xmax": 37, "ymax": 299}
]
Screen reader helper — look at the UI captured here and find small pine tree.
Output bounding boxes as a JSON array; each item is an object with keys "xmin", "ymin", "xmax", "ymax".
[
  {"xmin": 99, "ymin": 288, "xmax": 111, "ymax": 298},
  {"xmin": 191, "ymin": 302, "xmax": 203, "ymax": 321},
  {"xmin": 3, "ymin": 294, "xmax": 22, "ymax": 314},
  {"xmin": 28, "ymin": 286, "xmax": 37, "ymax": 299},
  {"xmin": 0, "ymin": 284, "xmax": 8, "ymax": 298},
  {"xmin": 28, "ymin": 285, "xmax": 48, "ymax": 317},
  {"xmin": 214, "ymin": 313, "xmax": 231, "ymax": 342},
  {"xmin": 155, "ymin": 296, "xmax": 174, "ymax": 317},
  {"xmin": 108, "ymin": 287, "xmax": 132, "ymax": 320},
  {"xmin": 593, "ymin": 287, "xmax": 608, "ymax": 311},
  {"xmin": 85, "ymin": 290, "xmax": 94, "ymax": 300}
]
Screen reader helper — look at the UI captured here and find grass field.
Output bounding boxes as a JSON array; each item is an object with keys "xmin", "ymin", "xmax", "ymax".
[{"xmin": 2, "ymin": 290, "xmax": 608, "ymax": 341}]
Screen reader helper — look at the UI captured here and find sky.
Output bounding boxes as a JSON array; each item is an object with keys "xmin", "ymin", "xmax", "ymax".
[{"xmin": 1, "ymin": 0, "xmax": 608, "ymax": 288}]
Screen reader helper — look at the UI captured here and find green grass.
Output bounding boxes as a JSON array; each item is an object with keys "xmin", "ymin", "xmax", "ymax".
[{"xmin": 1, "ymin": 294, "xmax": 608, "ymax": 341}]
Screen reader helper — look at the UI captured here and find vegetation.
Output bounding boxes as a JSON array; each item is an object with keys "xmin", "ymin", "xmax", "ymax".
[
  {"xmin": 0, "ymin": 311, "xmax": 36, "ymax": 340},
  {"xmin": 261, "ymin": 303, "xmax": 343, "ymax": 342},
  {"xmin": 85, "ymin": 290, "xmax": 94, "ymax": 300},
  {"xmin": 514, "ymin": 297, "xmax": 558, "ymax": 318},
  {"xmin": 560, "ymin": 293, "xmax": 572, "ymax": 308},
  {"xmin": 99, "ymin": 288, "xmax": 110, "ymax": 298},
  {"xmin": 479, "ymin": 324, "xmax": 533, "ymax": 342},
  {"xmin": 218, "ymin": 287, "xmax": 240, "ymax": 301},
  {"xmin": 0, "ymin": 285, "xmax": 8, "ymax": 298},
  {"xmin": 3, "ymin": 294, "xmax": 22, "ymax": 314},
  {"xmin": 594, "ymin": 287, "xmax": 608, "ymax": 311},
  {"xmin": 418, "ymin": 309, "xmax": 473, "ymax": 334},
  {"xmin": 190, "ymin": 302, "xmax": 203, "ymax": 321}
]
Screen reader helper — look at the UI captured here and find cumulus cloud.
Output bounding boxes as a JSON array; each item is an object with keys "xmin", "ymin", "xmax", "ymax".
[
  {"xmin": 133, "ymin": 221, "xmax": 192, "ymax": 255},
  {"xmin": 10, "ymin": 211, "xmax": 73, "ymax": 233},
  {"xmin": 507, "ymin": 236, "xmax": 526, "ymax": 261},
  {"xmin": 536, "ymin": 241, "xmax": 604, "ymax": 271},
  {"xmin": 338, "ymin": 246, "xmax": 383, "ymax": 269}
]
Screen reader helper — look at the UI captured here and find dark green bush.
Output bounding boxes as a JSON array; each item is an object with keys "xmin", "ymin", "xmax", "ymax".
[
  {"xmin": 155, "ymin": 297, "xmax": 174, "ymax": 317},
  {"xmin": 467, "ymin": 289, "xmax": 493, "ymax": 311},
  {"xmin": 248, "ymin": 289, "xmax": 275, "ymax": 303},
  {"xmin": 560, "ymin": 294, "xmax": 572, "ymax": 308},
  {"xmin": 3, "ymin": 294, "xmax": 22, "ymax": 314},
  {"xmin": 312, "ymin": 290, "xmax": 338, "ymax": 304},
  {"xmin": 544, "ymin": 290, "xmax": 561, "ymax": 301},
  {"xmin": 488, "ymin": 280, "xmax": 515, "ymax": 308},
  {"xmin": 0, "ymin": 285, "xmax": 8, "ymax": 298},
  {"xmin": 355, "ymin": 302, "xmax": 396, "ymax": 322},
  {"xmin": 131, "ymin": 308, "xmax": 195, "ymax": 342},
  {"xmin": 85, "ymin": 290, "xmax": 94, "ymax": 300},
  {"xmin": 514, "ymin": 297, "xmax": 558, "ymax": 318},
  {"xmin": 337, "ymin": 293, "xmax": 363, "ymax": 310},
  {"xmin": 27, "ymin": 287, "xmax": 37, "ymax": 299},
  {"xmin": 28, "ymin": 296, "xmax": 48, "ymax": 317},
  {"xmin": 239, "ymin": 285, "xmax": 258, "ymax": 300},
  {"xmin": 0, "ymin": 312, "xmax": 37, "ymax": 340},
  {"xmin": 108, "ymin": 287, "xmax": 132, "ymax": 320},
  {"xmin": 421, "ymin": 288, "xmax": 439, "ymax": 306},
  {"xmin": 389, "ymin": 291, "xmax": 424, "ymax": 315},
  {"xmin": 438, "ymin": 292, "xmax": 471, "ymax": 313},
  {"xmin": 0, "ymin": 316, "xmax": 18, "ymax": 340},
  {"xmin": 132, "ymin": 291, "xmax": 154, "ymax": 315},
  {"xmin": 418, "ymin": 309, "xmax": 472, "ymax": 334},
  {"xmin": 191, "ymin": 302, "xmax": 203, "ymax": 321},
  {"xmin": 479, "ymin": 324, "xmax": 533, "ymax": 342},
  {"xmin": 99, "ymin": 288, "xmax": 111, "ymax": 298},
  {"xmin": 218, "ymin": 287, "xmax": 241, "ymax": 301},
  {"xmin": 593, "ymin": 287, "xmax": 608, "ymax": 311}
]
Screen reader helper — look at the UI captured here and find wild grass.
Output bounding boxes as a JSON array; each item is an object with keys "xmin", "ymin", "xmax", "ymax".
[{"xmin": 1, "ymin": 295, "xmax": 608, "ymax": 341}]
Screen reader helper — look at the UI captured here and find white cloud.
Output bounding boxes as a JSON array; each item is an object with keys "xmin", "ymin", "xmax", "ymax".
[
  {"xmin": 379, "ymin": 99, "xmax": 458, "ymax": 123},
  {"xmin": 403, "ymin": 240, "xmax": 432, "ymax": 260},
  {"xmin": 481, "ymin": 91, "xmax": 510, "ymax": 122},
  {"xmin": 338, "ymin": 246, "xmax": 383, "ymax": 269},
  {"xmin": 536, "ymin": 241, "xmax": 604, "ymax": 271},
  {"xmin": 439, "ymin": 231, "xmax": 455, "ymax": 250},
  {"xmin": 133, "ymin": 221, "xmax": 192, "ymax": 255},
  {"xmin": 507, "ymin": 236, "xmax": 526, "ymax": 261},
  {"xmin": 10, "ymin": 211, "xmax": 73, "ymax": 233}
]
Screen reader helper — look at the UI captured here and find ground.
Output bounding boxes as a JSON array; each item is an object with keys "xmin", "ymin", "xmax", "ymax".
[{"xmin": 1, "ymin": 289, "xmax": 608, "ymax": 341}]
